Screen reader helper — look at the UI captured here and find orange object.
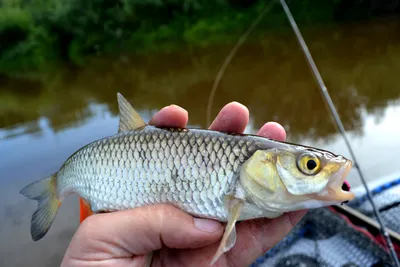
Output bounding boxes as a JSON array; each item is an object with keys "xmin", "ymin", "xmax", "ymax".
[{"xmin": 79, "ymin": 197, "xmax": 93, "ymax": 223}]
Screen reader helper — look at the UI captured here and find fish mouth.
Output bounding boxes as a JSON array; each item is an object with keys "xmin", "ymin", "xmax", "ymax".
[{"xmin": 315, "ymin": 159, "xmax": 355, "ymax": 202}]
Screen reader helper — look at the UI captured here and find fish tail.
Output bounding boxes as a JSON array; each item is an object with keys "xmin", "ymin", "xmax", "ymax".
[{"xmin": 20, "ymin": 174, "xmax": 61, "ymax": 241}]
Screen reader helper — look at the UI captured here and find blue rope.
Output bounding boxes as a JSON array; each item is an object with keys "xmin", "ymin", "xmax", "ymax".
[{"xmin": 352, "ymin": 177, "xmax": 400, "ymax": 207}]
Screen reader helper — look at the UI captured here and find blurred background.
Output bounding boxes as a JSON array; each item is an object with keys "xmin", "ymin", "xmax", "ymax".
[{"xmin": 1, "ymin": 0, "xmax": 400, "ymax": 266}]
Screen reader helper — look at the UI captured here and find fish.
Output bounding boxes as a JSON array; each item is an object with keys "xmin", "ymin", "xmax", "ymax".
[{"xmin": 20, "ymin": 93, "xmax": 355, "ymax": 265}]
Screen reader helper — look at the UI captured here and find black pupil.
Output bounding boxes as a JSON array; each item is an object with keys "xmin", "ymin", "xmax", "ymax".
[{"xmin": 306, "ymin": 159, "xmax": 317, "ymax": 170}]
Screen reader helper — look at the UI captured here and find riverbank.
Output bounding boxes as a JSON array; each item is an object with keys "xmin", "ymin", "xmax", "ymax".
[{"xmin": 1, "ymin": 0, "xmax": 399, "ymax": 78}]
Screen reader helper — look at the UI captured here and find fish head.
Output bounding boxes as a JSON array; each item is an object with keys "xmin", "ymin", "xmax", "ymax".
[{"xmin": 240, "ymin": 146, "xmax": 355, "ymax": 212}]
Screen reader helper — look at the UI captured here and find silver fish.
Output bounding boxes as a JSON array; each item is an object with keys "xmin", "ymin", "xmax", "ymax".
[{"xmin": 20, "ymin": 93, "xmax": 355, "ymax": 264}]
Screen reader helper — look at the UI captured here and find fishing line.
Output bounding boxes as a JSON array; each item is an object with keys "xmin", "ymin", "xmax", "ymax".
[
  {"xmin": 278, "ymin": 0, "xmax": 400, "ymax": 265},
  {"xmin": 206, "ymin": 1, "xmax": 275, "ymax": 126}
]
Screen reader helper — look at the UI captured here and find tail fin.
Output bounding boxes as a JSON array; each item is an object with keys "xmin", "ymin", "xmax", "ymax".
[{"xmin": 20, "ymin": 174, "xmax": 61, "ymax": 241}]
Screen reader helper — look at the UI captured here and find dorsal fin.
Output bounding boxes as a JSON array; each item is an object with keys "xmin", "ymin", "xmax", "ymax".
[{"xmin": 117, "ymin": 93, "xmax": 147, "ymax": 132}]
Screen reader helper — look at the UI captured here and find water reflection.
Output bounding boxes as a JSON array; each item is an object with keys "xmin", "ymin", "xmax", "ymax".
[
  {"xmin": 1, "ymin": 17, "xmax": 399, "ymax": 142},
  {"xmin": 1, "ymin": 16, "xmax": 400, "ymax": 267}
]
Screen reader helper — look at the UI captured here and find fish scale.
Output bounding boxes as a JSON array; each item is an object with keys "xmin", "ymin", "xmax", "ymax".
[
  {"xmin": 20, "ymin": 93, "xmax": 355, "ymax": 265},
  {"xmin": 56, "ymin": 126, "xmax": 257, "ymax": 221}
]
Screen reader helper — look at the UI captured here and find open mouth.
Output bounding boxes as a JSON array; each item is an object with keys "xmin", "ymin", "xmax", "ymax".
[
  {"xmin": 342, "ymin": 180, "xmax": 351, "ymax": 191},
  {"xmin": 328, "ymin": 160, "xmax": 355, "ymax": 201},
  {"xmin": 316, "ymin": 160, "xmax": 355, "ymax": 202},
  {"xmin": 341, "ymin": 180, "xmax": 351, "ymax": 203}
]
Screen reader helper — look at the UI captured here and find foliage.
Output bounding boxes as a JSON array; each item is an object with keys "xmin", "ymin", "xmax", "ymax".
[{"xmin": 0, "ymin": 0, "xmax": 399, "ymax": 77}]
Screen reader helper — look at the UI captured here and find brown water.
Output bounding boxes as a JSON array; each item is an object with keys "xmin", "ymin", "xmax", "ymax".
[{"xmin": 1, "ymin": 16, "xmax": 400, "ymax": 266}]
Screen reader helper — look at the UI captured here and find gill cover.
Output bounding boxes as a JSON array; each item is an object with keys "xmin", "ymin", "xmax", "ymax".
[{"xmin": 240, "ymin": 150, "xmax": 281, "ymax": 193}]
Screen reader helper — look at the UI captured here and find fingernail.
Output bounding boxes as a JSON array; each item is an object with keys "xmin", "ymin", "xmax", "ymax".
[
  {"xmin": 194, "ymin": 218, "xmax": 221, "ymax": 233},
  {"xmin": 170, "ymin": 104, "xmax": 187, "ymax": 114}
]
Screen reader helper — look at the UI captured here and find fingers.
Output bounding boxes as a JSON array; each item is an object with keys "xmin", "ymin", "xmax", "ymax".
[
  {"xmin": 228, "ymin": 210, "xmax": 307, "ymax": 266},
  {"xmin": 256, "ymin": 122, "xmax": 286, "ymax": 141},
  {"xmin": 222, "ymin": 118, "xmax": 294, "ymax": 266},
  {"xmin": 149, "ymin": 101, "xmax": 249, "ymax": 133},
  {"xmin": 149, "ymin": 102, "xmax": 287, "ymax": 143},
  {"xmin": 209, "ymin": 102, "xmax": 249, "ymax": 133},
  {"xmin": 141, "ymin": 102, "xmax": 289, "ymax": 266},
  {"xmin": 62, "ymin": 205, "xmax": 223, "ymax": 262},
  {"xmin": 149, "ymin": 105, "xmax": 188, "ymax": 128}
]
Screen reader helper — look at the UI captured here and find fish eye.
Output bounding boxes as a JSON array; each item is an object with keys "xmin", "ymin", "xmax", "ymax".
[{"xmin": 297, "ymin": 153, "xmax": 321, "ymax": 175}]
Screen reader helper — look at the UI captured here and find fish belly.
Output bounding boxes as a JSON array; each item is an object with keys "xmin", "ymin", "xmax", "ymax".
[{"xmin": 56, "ymin": 127, "xmax": 256, "ymax": 221}]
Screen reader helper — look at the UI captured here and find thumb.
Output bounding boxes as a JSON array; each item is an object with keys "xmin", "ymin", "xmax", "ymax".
[{"xmin": 61, "ymin": 204, "xmax": 223, "ymax": 262}]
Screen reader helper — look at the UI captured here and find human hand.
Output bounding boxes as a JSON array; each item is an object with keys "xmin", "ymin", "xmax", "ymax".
[{"xmin": 60, "ymin": 102, "xmax": 308, "ymax": 267}]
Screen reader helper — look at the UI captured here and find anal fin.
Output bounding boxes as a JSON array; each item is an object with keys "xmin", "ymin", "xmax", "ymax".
[
  {"xmin": 79, "ymin": 197, "xmax": 94, "ymax": 223},
  {"xmin": 210, "ymin": 197, "xmax": 244, "ymax": 265}
]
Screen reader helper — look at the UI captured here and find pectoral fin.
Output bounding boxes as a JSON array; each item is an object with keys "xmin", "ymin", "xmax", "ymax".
[{"xmin": 210, "ymin": 197, "xmax": 244, "ymax": 265}]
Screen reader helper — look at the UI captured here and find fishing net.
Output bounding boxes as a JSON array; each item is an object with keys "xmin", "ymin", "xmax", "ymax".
[
  {"xmin": 350, "ymin": 179, "xmax": 400, "ymax": 234},
  {"xmin": 252, "ymin": 178, "xmax": 400, "ymax": 267}
]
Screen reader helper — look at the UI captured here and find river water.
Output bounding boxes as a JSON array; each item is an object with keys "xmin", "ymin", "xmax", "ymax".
[{"xmin": 1, "ymin": 16, "xmax": 400, "ymax": 266}]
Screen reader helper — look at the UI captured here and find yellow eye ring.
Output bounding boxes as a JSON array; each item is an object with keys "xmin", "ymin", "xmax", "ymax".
[{"xmin": 297, "ymin": 153, "xmax": 321, "ymax": 175}]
